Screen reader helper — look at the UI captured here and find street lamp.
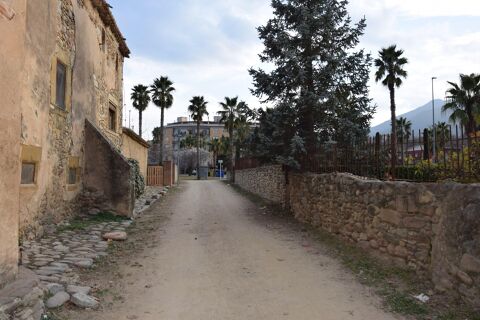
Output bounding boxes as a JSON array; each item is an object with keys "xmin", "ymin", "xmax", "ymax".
[{"xmin": 432, "ymin": 77, "xmax": 437, "ymax": 162}]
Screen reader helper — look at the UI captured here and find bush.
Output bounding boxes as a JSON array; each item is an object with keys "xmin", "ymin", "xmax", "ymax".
[{"xmin": 128, "ymin": 158, "xmax": 145, "ymax": 198}]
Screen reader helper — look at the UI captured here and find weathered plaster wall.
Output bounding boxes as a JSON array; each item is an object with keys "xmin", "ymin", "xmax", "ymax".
[
  {"xmin": 235, "ymin": 166, "xmax": 480, "ymax": 307},
  {"xmin": 0, "ymin": 0, "xmax": 26, "ymax": 285},
  {"xmin": 84, "ymin": 121, "xmax": 134, "ymax": 216},
  {"xmin": 121, "ymin": 132, "xmax": 149, "ymax": 178},
  {"xmin": 18, "ymin": 0, "xmax": 127, "ymax": 238},
  {"xmin": 235, "ymin": 165, "xmax": 286, "ymax": 204}
]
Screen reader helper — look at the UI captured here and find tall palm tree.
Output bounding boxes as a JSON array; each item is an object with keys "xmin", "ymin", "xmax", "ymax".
[
  {"xmin": 130, "ymin": 84, "xmax": 150, "ymax": 138},
  {"xmin": 218, "ymin": 97, "xmax": 248, "ymax": 182},
  {"xmin": 151, "ymin": 76, "xmax": 175, "ymax": 164},
  {"xmin": 443, "ymin": 73, "xmax": 480, "ymax": 135},
  {"xmin": 188, "ymin": 96, "xmax": 209, "ymax": 180},
  {"xmin": 375, "ymin": 45, "xmax": 408, "ymax": 176}
]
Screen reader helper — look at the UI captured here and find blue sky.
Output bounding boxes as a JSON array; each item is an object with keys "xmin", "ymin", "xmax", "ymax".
[{"xmin": 109, "ymin": 0, "xmax": 480, "ymax": 140}]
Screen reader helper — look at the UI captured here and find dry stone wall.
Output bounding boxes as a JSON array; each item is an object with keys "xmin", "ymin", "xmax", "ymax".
[
  {"xmin": 235, "ymin": 165, "xmax": 286, "ymax": 204},
  {"xmin": 235, "ymin": 165, "xmax": 480, "ymax": 307}
]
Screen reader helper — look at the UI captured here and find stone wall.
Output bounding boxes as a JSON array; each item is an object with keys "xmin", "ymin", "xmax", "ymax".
[
  {"xmin": 84, "ymin": 120, "xmax": 134, "ymax": 217},
  {"xmin": 288, "ymin": 172, "xmax": 480, "ymax": 307},
  {"xmin": 235, "ymin": 165, "xmax": 286, "ymax": 204},
  {"xmin": 234, "ymin": 165, "xmax": 480, "ymax": 307},
  {"xmin": 288, "ymin": 173, "xmax": 436, "ymax": 271}
]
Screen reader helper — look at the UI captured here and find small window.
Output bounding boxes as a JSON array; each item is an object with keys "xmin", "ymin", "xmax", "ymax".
[
  {"xmin": 109, "ymin": 104, "xmax": 116, "ymax": 131},
  {"xmin": 115, "ymin": 54, "xmax": 119, "ymax": 71},
  {"xmin": 68, "ymin": 167, "xmax": 77, "ymax": 185},
  {"xmin": 21, "ymin": 162, "xmax": 36, "ymax": 184},
  {"xmin": 101, "ymin": 29, "xmax": 106, "ymax": 51},
  {"xmin": 55, "ymin": 60, "xmax": 67, "ymax": 109}
]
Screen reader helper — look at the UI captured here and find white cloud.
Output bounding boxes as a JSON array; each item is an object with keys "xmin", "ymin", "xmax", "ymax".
[
  {"xmin": 117, "ymin": 0, "xmax": 480, "ymax": 132},
  {"xmin": 349, "ymin": 0, "xmax": 480, "ymax": 18}
]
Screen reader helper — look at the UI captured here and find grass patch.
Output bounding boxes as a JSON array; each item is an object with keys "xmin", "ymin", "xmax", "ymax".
[
  {"xmin": 56, "ymin": 211, "xmax": 129, "ymax": 233},
  {"xmin": 226, "ymin": 181, "xmax": 480, "ymax": 320},
  {"xmin": 383, "ymin": 290, "xmax": 428, "ymax": 316}
]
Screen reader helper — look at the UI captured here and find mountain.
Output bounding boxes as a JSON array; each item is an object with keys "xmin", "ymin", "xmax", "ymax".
[{"xmin": 370, "ymin": 99, "xmax": 452, "ymax": 135}]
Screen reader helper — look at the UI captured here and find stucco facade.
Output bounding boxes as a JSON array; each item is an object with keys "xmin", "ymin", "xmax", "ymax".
[
  {"xmin": 0, "ymin": 0, "xmax": 130, "ymax": 285},
  {"xmin": 0, "ymin": 0, "xmax": 25, "ymax": 285},
  {"xmin": 122, "ymin": 128, "xmax": 150, "ymax": 178}
]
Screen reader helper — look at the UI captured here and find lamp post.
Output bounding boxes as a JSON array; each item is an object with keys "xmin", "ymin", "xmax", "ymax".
[{"xmin": 432, "ymin": 77, "xmax": 437, "ymax": 162}]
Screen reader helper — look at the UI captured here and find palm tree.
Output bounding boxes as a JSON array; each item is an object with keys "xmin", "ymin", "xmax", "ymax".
[
  {"xmin": 209, "ymin": 138, "xmax": 222, "ymax": 171},
  {"xmin": 396, "ymin": 117, "xmax": 411, "ymax": 162},
  {"xmin": 152, "ymin": 127, "xmax": 162, "ymax": 142},
  {"xmin": 375, "ymin": 45, "xmax": 408, "ymax": 176},
  {"xmin": 396, "ymin": 117, "xmax": 412, "ymax": 142},
  {"xmin": 188, "ymin": 96, "xmax": 209, "ymax": 180},
  {"xmin": 151, "ymin": 76, "xmax": 175, "ymax": 164},
  {"xmin": 435, "ymin": 122, "xmax": 451, "ymax": 150},
  {"xmin": 443, "ymin": 73, "xmax": 480, "ymax": 135},
  {"xmin": 130, "ymin": 84, "xmax": 150, "ymax": 138},
  {"xmin": 218, "ymin": 97, "xmax": 249, "ymax": 182},
  {"xmin": 180, "ymin": 134, "xmax": 196, "ymax": 149}
]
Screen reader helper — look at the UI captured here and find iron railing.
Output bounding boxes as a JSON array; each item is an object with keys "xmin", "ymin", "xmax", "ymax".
[{"xmin": 238, "ymin": 125, "xmax": 480, "ymax": 182}]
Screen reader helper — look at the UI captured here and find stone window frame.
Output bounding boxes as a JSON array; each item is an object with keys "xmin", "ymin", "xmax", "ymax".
[
  {"xmin": 67, "ymin": 156, "xmax": 80, "ymax": 191},
  {"xmin": 50, "ymin": 52, "xmax": 72, "ymax": 112},
  {"xmin": 108, "ymin": 101, "xmax": 118, "ymax": 133},
  {"xmin": 101, "ymin": 28, "xmax": 106, "ymax": 52},
  {"xmin": 20, "ymin": 145, "xmax": 42, "ymax": 188}
]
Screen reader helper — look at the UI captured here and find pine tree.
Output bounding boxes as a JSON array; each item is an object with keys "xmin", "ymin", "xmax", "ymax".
[{"xmin": 249, "ymin": 0, "xmax": 373, "ymax": 167}]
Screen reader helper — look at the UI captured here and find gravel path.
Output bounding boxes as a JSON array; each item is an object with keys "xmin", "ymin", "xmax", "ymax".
[{"xmin": 67, "ymin": 180, "xmax": 402, "ymax": 320}]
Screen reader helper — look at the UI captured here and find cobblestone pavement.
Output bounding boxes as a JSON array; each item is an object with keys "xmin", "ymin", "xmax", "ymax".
[{"xmin": 0, "ymin": 186, "xmax": 169, "ymax": 320}]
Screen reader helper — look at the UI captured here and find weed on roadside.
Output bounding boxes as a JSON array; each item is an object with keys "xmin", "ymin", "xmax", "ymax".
[{"xmin": 56, "ymin": 211, "xmax": 129, "ymax": 233}]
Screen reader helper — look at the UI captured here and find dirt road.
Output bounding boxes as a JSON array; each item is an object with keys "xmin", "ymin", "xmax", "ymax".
[{"xmin": 69, "ymin": 180, "xmax": 402, "ymax": 320}]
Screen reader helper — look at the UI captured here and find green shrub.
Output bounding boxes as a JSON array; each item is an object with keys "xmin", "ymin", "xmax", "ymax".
[{"xmin": 128, "ymin": 158, "xmax": 145, "ymax": 198}]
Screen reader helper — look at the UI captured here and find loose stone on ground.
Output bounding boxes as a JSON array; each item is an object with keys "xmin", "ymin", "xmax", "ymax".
[{"xmin": 0, "ymin": 186, "xmax": 168, "ymax": 319}]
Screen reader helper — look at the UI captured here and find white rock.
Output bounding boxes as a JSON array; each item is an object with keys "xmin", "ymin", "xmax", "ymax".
[
  {"xmin": 46, "ymin": 291, "xmax": 70, "ymax": 309},
  {"xmin": 70, "ymin": 293, "xmax": 99, "ymax": 309},
  {"xmin": 102, "ymin": 231, "xmax": 127, "ymax": 241},
  {"xmin": 413, "ymin": 293, "xmax": 430, "ymax": 303}
]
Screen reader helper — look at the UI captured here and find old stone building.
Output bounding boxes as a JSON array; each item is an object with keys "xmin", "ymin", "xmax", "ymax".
[{"xmin": 0, "ymin": 0, "xmax": 131, "ymax": 286}]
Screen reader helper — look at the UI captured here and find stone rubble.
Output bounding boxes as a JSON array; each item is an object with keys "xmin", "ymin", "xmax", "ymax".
[
  {"xmin": 0, "ymin": 186, "xmax": 169, "ymax": 319},
  {"xmin": 134, "ymin": 186, "xmax": 168, "ymax": 216}
]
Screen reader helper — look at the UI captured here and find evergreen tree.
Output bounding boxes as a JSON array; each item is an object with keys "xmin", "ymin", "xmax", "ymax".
[{"xmin": 249, "ymin": 0, "xmax": 373, "ymax": 168}]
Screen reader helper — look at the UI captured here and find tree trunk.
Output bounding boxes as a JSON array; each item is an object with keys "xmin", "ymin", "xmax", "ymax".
[
  {"xmin": 138, "ymin": 111, "xmax": 143, "ymax": 138},
  {"xmin": 389, "ymin": 85, "xmax": 397, "ymax": 179},
  {"xmin": 466, "ymin": 107, "xmax": 475, "ymax": 149},
  {"xmin": 159, "ymin": 105, "xmax": 165, "ymax": 165},
  {"xmin": 229, "ymin": 127, "xmax": 235, "ymax": 183},
  {"xmin": 197, "ymin": 121, "xmax": 200, "ymax": 180},
  {"xmin": 302, "ymin": 40, "xmax": 316, "ymax": 159}
]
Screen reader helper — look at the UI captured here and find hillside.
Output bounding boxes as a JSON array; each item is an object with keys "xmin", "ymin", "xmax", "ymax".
[{"xmin": 370, "ymin": 99, "xmax": 452, "ymax": 135}]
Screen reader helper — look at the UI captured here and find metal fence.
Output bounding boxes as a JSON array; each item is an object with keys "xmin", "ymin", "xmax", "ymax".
[{"xmin": 238, "ymin": 125, "xmax": 480, "ymax": 182}]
